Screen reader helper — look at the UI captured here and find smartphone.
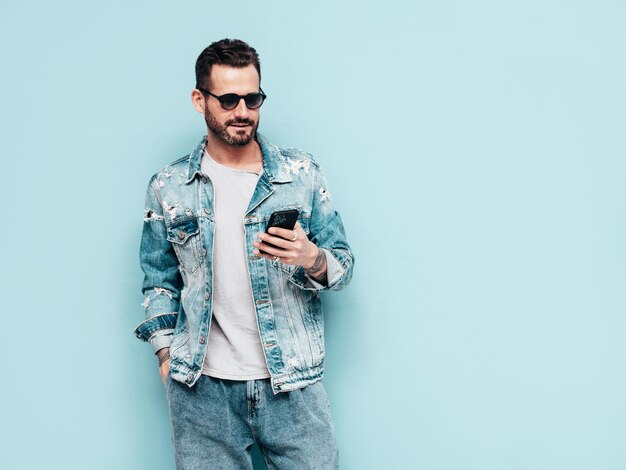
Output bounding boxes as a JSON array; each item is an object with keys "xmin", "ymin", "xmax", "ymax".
[
  {"xmin": 260, "ymin": 209, "xmax": 300, "ymax": 254},
  {"xmin": 266, "ymin": 209, "xmax": 300, "ymax": 232}
]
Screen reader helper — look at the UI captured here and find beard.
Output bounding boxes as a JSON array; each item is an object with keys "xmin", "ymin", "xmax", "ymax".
[{"xmin": 204, "ymin": 107, "xmax": 259, "ymax": 147}]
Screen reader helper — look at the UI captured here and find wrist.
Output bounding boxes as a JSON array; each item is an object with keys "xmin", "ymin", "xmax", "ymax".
[
  {"xmin": 305, "ymin": 247, "xmax": 327, "ymax": 274},
  {"xmin": 303, "ymin": 246, "xmax": 320, "ymax": 270},
  {"xmin": 156, "ymin": 347, "xmax": 170, "ymax": 366}
]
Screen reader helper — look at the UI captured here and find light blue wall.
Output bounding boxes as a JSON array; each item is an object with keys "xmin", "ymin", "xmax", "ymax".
[{"xmin": 1, "ymin": 1, "xmax": 625, "ymax": 469}]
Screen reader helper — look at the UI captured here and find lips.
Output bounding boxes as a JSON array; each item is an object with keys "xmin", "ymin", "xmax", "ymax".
[{"xmin": 228, "ymin": 120, "xmax": 254, "ymax": 128}]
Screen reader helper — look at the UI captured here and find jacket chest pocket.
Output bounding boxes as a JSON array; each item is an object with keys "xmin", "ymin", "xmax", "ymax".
[{"xmin": 166, "ymin": 217, "xmax": 203, "ymax": 273}]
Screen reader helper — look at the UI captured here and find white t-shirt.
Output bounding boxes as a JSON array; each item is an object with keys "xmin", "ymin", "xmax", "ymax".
[{"xmin": 200, "ymin": 151, "xmax": 270, "ymax": 380}]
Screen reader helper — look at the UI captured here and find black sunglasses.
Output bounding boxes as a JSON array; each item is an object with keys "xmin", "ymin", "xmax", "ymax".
[{"xmin": 198, "ymin": 87, "xmax": 267, "ymax": 110}]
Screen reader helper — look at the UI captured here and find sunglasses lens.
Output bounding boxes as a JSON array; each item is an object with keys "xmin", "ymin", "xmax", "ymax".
[
  {"xmin": 245, "ymin": 93, "xmax": 264, "ymax": 109},
  {"xmin": 219, "ymin": 94, "xmax": 240, "ymax": 110}
]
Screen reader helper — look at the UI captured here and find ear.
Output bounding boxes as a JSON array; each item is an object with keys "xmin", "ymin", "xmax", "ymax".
[{"xmin": 191, "ymin": 89, "xmax": 206, "ymax": 114}]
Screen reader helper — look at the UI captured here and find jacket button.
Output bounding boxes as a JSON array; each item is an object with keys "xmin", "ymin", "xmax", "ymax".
[
  {"xmin": 204, "ymin": 292, "xmax": 210, "ymax": 300},
  {"xmin": 178, "ymin": 229, "xmax": 185, "ymax": 239},
  {"xmin": 187, "ymin": 373, "xmax": 194, "ymax": 383},
  {"xmin": 199, "ymin": 336, "xmax": 206, "ymax": 344},
  {"xmin": 201, "ymin": 176, "xmax": 207, "ymax": 184},
  {"xmin": 204, "ymin": 208, "xmax": 210, "ymax": 215}
]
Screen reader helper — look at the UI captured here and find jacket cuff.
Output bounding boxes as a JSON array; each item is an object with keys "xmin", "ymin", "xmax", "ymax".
[
  {"xmin": 148, "ymin": 330, "xmax": 174, "ymax": 353},
  {"xmin": 289, "ymin": 249, "xmax": 345, "ymax": 291},
  {"xmin": 133, "ymin": 312, "xmax": 177, "ymax": 342}
]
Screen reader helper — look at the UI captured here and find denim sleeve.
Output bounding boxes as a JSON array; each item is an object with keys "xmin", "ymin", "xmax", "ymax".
[
  {"xmin": 288, "ymin": 165, "xmax": 354, "ymax": 291},
  {"xmin": 133, "ymin": 177, "xmax": 181, "ymax": 352}
]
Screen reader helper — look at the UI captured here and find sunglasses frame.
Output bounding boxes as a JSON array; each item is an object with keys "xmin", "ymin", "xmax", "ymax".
[{"xmin": 198, "ymin": 87, "xmax": 267, "ymax": 110}]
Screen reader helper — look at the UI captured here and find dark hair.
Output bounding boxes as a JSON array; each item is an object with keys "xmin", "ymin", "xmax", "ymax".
[{"xmin": 195, "ymin": 38, "xmax": 261, "ymax": 89}]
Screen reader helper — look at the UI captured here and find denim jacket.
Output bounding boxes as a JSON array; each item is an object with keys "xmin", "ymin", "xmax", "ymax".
[{"xmin": 133, "ymin": 133, "xmax": 354, "ymax": 393}]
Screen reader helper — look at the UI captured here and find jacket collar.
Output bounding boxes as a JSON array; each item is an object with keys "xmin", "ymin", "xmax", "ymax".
[{"xmin": 184, "ymin": 132, "xmax": 293, "ymax": 184}]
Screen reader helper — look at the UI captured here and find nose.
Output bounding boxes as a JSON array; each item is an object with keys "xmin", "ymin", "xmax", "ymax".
[{"xmin": 232, "ymin": 98, "xmax": 250, "ymax": 118}]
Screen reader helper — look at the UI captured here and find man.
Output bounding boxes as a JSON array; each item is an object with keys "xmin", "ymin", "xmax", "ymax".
[{"xmin": 133, "ymin": 38, "xmax": 354, "ymax": 469}]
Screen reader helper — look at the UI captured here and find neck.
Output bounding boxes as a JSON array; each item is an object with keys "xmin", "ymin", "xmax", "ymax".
[{"xmin": 205, "ymin": 133, "xmax": 262, "ymax": 170}]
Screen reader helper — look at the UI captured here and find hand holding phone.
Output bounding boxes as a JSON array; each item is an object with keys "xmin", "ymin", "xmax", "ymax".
[
  {"xmin": 254, "ymin": 209, "xmax": 320, "ymax": 269},
  {"xmin": 260, "ymin": 209, "xmax": 300, "ymax": 254}
]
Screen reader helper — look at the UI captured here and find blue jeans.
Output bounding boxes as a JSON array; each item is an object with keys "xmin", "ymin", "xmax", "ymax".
[{"xmin": 166, "ymin": 374, "xmax": 339, "ymax": 469}]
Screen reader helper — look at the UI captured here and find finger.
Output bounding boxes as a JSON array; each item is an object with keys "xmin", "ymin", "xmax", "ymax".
[
  {"xmin": 293, "ymin": 221, "xmax": 308, "ymax": 239},
  {"xmin": 257, "ymin": 232, "xmax": 292, "ymax": 249},
  {"xmin": 255, "ymin": 250, "xmax": 297, "ymax": 265},
  {"xmin": 267, "ymin": 225, "xmax": 299, "ymax": 240},
  {"xmin": 254, "ymin": 248, "xmax": 295, "ymax": 264},
  {"xmin": 289, "ymin": 222, "xmax": 304, "ymax": 240},
  {"xmin": 255, "ymin": 250, "xmax": 280, "ymax": 261},
  {"xmin": 253, "ymin": 241, "xmax": 288, "ymax": 257}
]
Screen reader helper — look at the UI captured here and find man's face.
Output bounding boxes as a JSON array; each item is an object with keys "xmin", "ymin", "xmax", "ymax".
[{"xmin": 200, "ymin": 64, "xmax": 261, "ymax": 147}]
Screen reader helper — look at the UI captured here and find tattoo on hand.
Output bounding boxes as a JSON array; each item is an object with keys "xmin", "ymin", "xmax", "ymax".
[
  {"xmin": 306, "ymin": 250, "xmax": 325, "ymax": 274},
  {"xmin": 156, "ymin": 348, "xmax": 170, "ymax": 366}
]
